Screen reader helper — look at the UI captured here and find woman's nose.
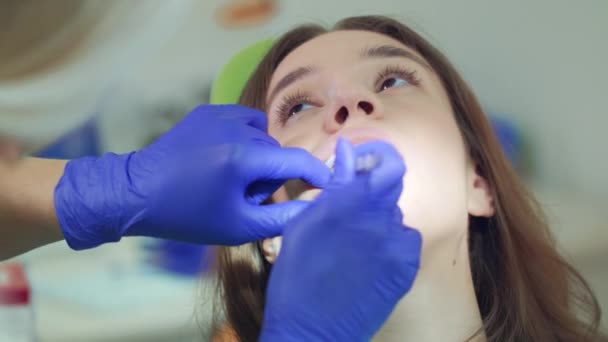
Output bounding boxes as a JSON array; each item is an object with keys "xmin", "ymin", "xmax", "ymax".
[{"xmin": 325, "ymin": 96, "xmax": 381, "ymax": 132}]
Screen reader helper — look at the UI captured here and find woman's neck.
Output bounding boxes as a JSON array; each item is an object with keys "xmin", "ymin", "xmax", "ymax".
[{"xmin": 373, "ymin": 232, "xmax": 485, "ymax": 342}]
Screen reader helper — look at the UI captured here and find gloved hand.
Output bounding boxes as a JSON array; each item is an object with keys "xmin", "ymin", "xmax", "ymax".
[
  {"xmin": 260, "ymin": 138, "xmax": 422, "ymax": 342},
  {"xmin": 55, "ymin": 104, "xmax": 330, "ymax": 250}
]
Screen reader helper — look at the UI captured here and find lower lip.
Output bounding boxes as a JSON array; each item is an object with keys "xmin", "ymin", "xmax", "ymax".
[
  {"xmin": 348, "ymin": 135, "xmax": 388, "ymax": 146},
  {"xmin": 314, "ymin": 127, "xmax": 394, "ymax": 161}
]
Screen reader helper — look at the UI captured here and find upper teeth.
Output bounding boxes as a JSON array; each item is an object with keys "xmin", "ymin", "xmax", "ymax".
[
  {"xmin": 325, "ymin": 155, "xmax": 336, "ymax": 169},
  {"xmin": 355, "ymin": 153, "xmax": 379, "ymax": 172}
]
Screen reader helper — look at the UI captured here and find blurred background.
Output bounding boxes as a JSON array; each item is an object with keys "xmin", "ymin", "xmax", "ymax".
[{"xmin": 0, "ymin": 0, "xmax": 606, "ymax": 341}]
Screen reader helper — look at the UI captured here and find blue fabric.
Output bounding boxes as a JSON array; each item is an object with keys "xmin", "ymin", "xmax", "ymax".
[
  {"xmin": 34, "ymin": 118, "xmax": 101, "ymax": 159},
  {"xmin": 142, "ymin": 239, "xmax": 208, "ymax": 276},
  {"xmin": 490, "ymin": 115, "xmax": 521, "ymax": 169}
]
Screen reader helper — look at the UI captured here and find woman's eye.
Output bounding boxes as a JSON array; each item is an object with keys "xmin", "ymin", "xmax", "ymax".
[
  {"xmin": 290, "ymin": 103, "xmax": 314, "ymax": 115},
  {"xmin": 380, "ymin": 77, "xmax": 409, "ymax": 91}
]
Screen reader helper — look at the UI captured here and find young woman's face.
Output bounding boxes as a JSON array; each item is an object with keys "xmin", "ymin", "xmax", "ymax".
[{"xmin": 265, "ymin": 30, "xmax": 493, "ymax": 257}]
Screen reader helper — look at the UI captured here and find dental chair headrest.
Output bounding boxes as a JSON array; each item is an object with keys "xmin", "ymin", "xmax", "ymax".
[{"xmin": 210, "ymin": 39, "xmax": 274, "ymax": 105}]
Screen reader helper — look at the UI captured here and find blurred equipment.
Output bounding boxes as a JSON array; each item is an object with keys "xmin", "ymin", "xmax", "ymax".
[
  {"xmin": 142, "ymin": 239, "xmax": 209, "ymax": 277},
  {"xmin": 34, "ymin": 118, "xmax": 100, "ymax": 159},
  {"xmin": 216, "ymin": 0, "xmax": 278, "ymax": 29},
  {"xmin": 0, "ymin": 0, "xmax": 193, "ymax": 153},
  {"xmin": 0, "ymin": 262, "xmax": 36, "ymax": 342},
  {"xmin": 489, "ymin": 115, "xmax": 522, "ymax": 171}
]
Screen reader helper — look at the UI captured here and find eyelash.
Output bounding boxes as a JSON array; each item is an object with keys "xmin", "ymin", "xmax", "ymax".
[
  {"xmin": 274, "ymin": 65, "xmax": 420, "ymax": 125},
  {"xmin": 375, "ymin": 64, "xmax": 420, "ymax": 90},
  {"xmin": 275, "ymin": 90, "xmax": 315, "ymax": 125}
]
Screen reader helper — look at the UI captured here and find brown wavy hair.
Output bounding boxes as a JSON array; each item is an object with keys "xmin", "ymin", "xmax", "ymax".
[{"xmin": 213, "ymin": 15, "xmax": 605, "ymax": 341}]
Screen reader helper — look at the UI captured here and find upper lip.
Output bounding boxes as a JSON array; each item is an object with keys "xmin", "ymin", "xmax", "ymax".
[{"xmin": 313, "ymin": 126, "xmax": 395, "ymax": 164}]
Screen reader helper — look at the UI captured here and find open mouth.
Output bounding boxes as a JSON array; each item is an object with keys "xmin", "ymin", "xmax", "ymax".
[
  {"xmin": 282, "ymin": 127, "xmax": 393, "ymax": 200},
  {"xmin": 283, "ymin": 154, "xmax": 334, "ymax": 200}
]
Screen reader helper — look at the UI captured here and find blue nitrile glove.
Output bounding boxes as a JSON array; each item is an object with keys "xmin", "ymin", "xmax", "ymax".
[
  {"xmin": 54, "ymin": 104, "xmax": 331, "ymax": 250},
  {"xmin": 260, "ymin": 139, "xmax": 422, "ymax": 342}
]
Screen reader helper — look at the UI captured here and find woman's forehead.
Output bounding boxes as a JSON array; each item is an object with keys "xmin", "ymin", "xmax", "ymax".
[{"xmin": 269, "ymin": 30, "xmax": 421, "ymax": 87}]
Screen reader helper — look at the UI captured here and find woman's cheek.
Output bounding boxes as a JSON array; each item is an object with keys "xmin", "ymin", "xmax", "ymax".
[{"xmin": 394, "ymin": 137, "xmax": 469, "ymax": 243}]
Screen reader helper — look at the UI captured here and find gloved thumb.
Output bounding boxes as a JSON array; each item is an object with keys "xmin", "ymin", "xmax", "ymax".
[
  {"xmin": 330, "ymin": 138, "xmax": 405, "ymax": 204},
  {"xmin": 330, "ymin": 137, "xmax": 356, "ymax": 186},
  {"xmin": 349, "ymin": 141, "xmax": 406, "ymax": 203}
]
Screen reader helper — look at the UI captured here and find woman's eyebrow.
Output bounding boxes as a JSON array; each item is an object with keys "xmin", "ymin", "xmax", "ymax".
[
  {"xmin": 361, "ymin": 44, "xmax": 431, "ymax": 69},
  {"xmin": 267, "ymin": 66, "xmax": 316, "ymax": 107}
]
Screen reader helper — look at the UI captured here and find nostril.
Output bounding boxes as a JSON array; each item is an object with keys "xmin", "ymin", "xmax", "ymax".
[
  {"xmin": 358, "ymin": 101, "xmax": 374, "ymax": 115},
  {"xmin": 335, "ymin": 106, "xmax": 348, "ymax": 124}
]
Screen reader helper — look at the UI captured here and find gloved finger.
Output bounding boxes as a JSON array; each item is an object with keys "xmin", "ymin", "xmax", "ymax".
[
  {"xmin": 211, "ymin": 104, "xmax": 269, "ymax": 132},
  {"xmin": 246, "ymin": 179, "xmax": 283, "ymax": 205},
  {"xmin": 351, "ymin": 141, "xmax": 406, "ymax": 202},
  {"xmin": 244, "ymin": 200, "xmax": 312, "ymax": 240},
  {"xmin": 392, "ymin": 206, "xmax": 404, "ymax": 225},
  {"xmin": 240, "ymin": 146, "xmax": 331, "ymax": 189},
  {"xmin": 331, "ymin": 137, "xmax": 356, "ymax": 185}
]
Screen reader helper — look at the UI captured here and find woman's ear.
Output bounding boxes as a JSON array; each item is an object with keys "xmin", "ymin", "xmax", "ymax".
[
  {"xmin": 261, "ymin": 187, "xmax": 288, "ymax": 264},
  {"xmin": 262, "ymin": 237, "xmax": 281, "ymax": 264},
  {"xmin": 467, "ymin": 163, "xmax": 495, "ymax": 217}
]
